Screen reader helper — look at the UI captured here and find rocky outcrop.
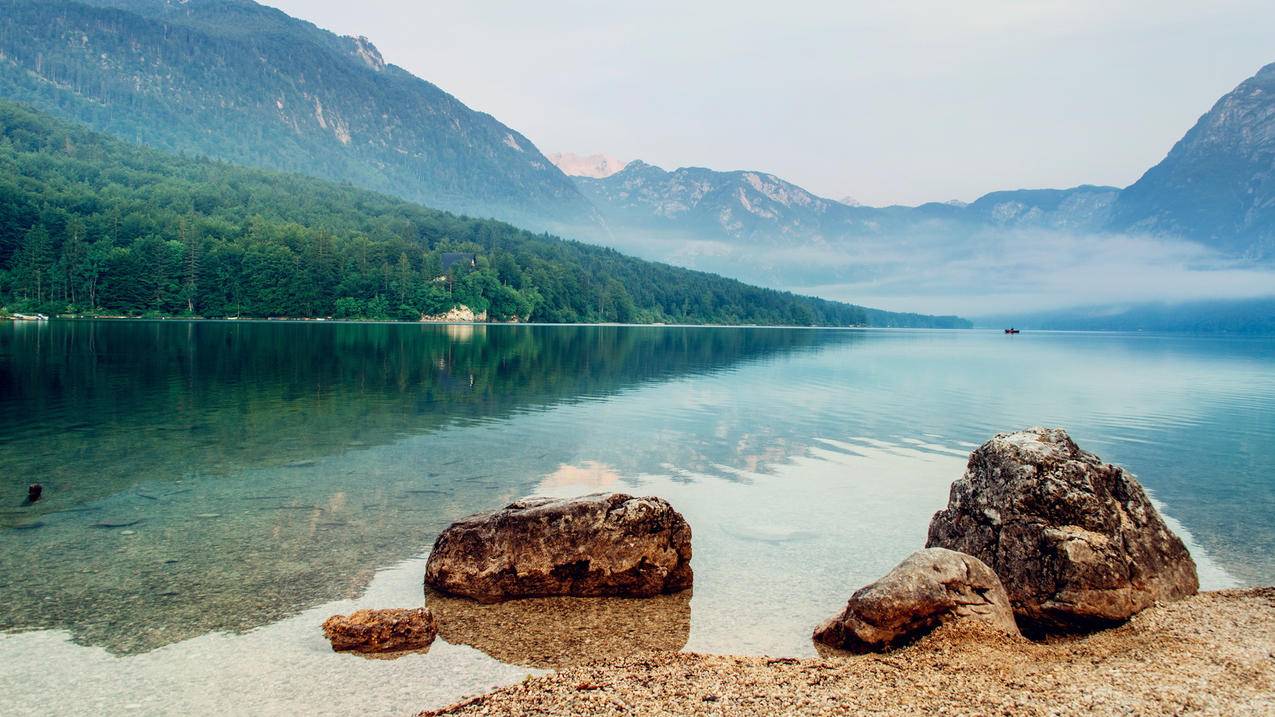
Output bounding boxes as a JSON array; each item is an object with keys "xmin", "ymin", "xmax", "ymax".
[
  {"xmin": 420, "ymin": 305, "xmax": 488, "ymax": 323},
  {"xmin": 926, "ymin": 428, "xmax": 1198, "ymax": 632},
  {"xmin": 813, "ymin": 548, "xmax": 1019, "ymax": 652},
  {"xmin": 424, "ymin": 493, "xmax": 693, "ymax": 603},
  {"xmin": 321, "ymin": 607, "xmax": 438, "ymax": 654}
]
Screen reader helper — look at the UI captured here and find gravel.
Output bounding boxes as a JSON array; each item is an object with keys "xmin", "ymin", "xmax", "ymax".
[{"xmin": 421, "ymin": 588, "xmax": 1275, "ymax": 716}]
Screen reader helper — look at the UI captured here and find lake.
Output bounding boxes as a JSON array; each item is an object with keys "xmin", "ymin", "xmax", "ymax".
[{"xmin": 1, "ymin": 321, "xmax": 1272, "ymax": 715}]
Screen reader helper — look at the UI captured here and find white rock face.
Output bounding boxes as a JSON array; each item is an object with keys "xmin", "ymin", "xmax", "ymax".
[{"xmin": 420, "ymin": 305, "xmax": 488, "ymax": 323}]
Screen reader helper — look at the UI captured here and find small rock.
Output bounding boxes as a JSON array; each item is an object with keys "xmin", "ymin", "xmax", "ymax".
[
  {"xmin": 27, "ymin": 484, "xmax": 43, "ymax": 503},
  {"xmin": 926, "ymin": 427, "xmax": 1198, "ymax": 632},
  {"xmin": 425, "ymin": 493, "xmax": 693, "ymax": 602},
  {"xmin": 813, "ymin": 548, "xmax": 1020, "ymax": 653},
  {"xmin": 322, "ymin": 607, "xmax": 437, "ymax": 654}
]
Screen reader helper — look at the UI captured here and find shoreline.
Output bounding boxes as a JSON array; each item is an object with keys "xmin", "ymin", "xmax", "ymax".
[
  {"xmin": 421, "ymin": 588, "xmax": 1275, "ymax": 716},
  {"xmin": 8, "ymin": 316, "xmax": 1273, "ymax": 337}
]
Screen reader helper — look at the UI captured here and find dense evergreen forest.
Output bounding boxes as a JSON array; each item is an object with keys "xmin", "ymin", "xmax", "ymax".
[{"xmin": 0, "ymin": 102, "xmax": 967, "ymax": 327}]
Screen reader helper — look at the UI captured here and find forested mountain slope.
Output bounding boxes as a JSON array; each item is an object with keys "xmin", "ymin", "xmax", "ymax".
[
  {"xmin": 0, "ymin": 0, "xmax": 594, "ymax": 230},
  {"xmin": 0, "ymin": 101, "xmax": 969, "ymax": 327}
]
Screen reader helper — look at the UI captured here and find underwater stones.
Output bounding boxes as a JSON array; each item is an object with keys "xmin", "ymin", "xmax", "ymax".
[
  {"xmin": 926, "ymin": 427, "xmax": 1199, "ymax": 632},
  {"xmin": 813, "ymin": 548, "xmax": 1019, "ymax": 652},
  {"xmin": 428, "ymin": 591, "xmax": 691, "ymax": 668},
  {"xmin": 322, "ymin": 607, "xmax": 438, "ymax": 654},
  {"xmin": 424, "ymin": 493, "xmax": 693, "ymax": 603}
]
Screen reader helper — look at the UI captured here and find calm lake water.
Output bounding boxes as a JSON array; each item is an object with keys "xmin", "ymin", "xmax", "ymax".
[{"xmin": 1, "ymin": 321, "xmax": 1272, "ymax": 715}]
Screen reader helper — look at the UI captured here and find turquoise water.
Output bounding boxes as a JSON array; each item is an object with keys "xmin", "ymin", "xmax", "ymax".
[{"xmin": 1, "ymin": 321, "xmax": 1272, "ymax": 714}]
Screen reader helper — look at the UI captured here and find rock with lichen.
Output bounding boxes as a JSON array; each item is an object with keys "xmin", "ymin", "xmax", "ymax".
[
  {"xmin": 424, "ymin": 493, "xmax": 692, "ymax": 603},
  {"xmin": 926, "ymin": 427, "xmax": 1198, "ymax": 632},
  {"xmin": 321, "ymin": 607, "xmax": 437, "ymax": 654},
  {"xmin": 813, "ymin": 548, "xmax": 1019, "ymax": 652}
]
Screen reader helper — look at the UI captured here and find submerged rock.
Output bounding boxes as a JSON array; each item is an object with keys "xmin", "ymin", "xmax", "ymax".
[
  {"xmin": 321, "ymin": 607, "xmax": 437, "ymax": 654},
  {"xmin": 428, "ymin": 591, "xmax": 691, "ymax": 668},
  {"xmin": 926, "ymin": 427, "xmax": 1198, "ymax": 632},
  {"xmin": 813, "ymin": 548, "xmax": 1019, "ymax": 652},
  {"xmin": 424, "ymin": 493, "xmax": 693, "ymax": 603}
]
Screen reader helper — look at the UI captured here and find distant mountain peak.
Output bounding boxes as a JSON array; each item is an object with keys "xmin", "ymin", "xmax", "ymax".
[
  {"xmin": 1108, "ymin": 60, "xmax": 1275, "ymax": 258},
  {"xmin": 548, "ymin": 152, "xmax": 628, "ymax": 178}
]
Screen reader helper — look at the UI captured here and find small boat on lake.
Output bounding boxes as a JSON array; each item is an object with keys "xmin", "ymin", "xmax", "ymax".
[{"xmin": 1004, "ymin": 328, "xmax": 1020, "ymax": 334}]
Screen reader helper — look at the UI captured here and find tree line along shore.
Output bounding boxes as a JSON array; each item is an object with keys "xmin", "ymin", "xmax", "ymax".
[{"xmin": 0, "ymin": 101, "xmax": 968, "ymax": 329}]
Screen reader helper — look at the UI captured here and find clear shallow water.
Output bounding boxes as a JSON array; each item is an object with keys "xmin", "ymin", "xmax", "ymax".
[{"xmin": 0, "ymin": 321, "xmax": 1272, "ymax": 715}]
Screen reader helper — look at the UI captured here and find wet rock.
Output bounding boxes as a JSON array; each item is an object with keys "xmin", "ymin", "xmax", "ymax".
[
  {"xmin": 321, "ymin": 607, "xmax": 437, "ymax": 654},
  {"xmin": 926, "ymin": 427, "xmax": 1199, "ymax": 632},
  {"xmin": 424, "ymin": 493, "xmax": 693, "ymax": 603},
  {"xmin": 27, "ymin": 484, "xmax": 43, "ymax": 503},
  {"xmin": 813, "ymin": 548, "xmax": 1019, "ymax": 653}
]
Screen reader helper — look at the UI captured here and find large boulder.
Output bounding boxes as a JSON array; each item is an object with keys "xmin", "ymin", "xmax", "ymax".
[
  {"xmin": 321, "ymin": 607, "xmax": 437, "ymax": 654},
  {"xmin": 926, "ymin": 427, "xmax": 1198, "ymax": 632},
  {"xmin": 424, "ymin": 493, "xmax": 693, "ymax": 603},
  {"xmin": 813, "ymin": 548, "xmax": 1020, "ymax": 652}
]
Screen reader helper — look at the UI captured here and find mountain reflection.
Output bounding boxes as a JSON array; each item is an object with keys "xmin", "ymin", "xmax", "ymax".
[{"xmin": 0, "ymin": 321, "xmax": 859, "ymax": 654}]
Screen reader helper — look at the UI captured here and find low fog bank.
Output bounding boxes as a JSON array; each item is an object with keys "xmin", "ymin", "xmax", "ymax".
[
  {"xmin": 572, "ymin": 223, "xmax": 1275, "ymax": 331},
  {"xmin": 975, "ymin": 297, "xmax": 1275, "ymax": 335}
]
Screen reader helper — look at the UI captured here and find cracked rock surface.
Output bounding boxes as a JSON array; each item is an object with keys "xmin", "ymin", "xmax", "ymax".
[
  {"xmin": 926, "ymin": 427, "xmax": 1198, "ymax": 632},
  {"xmin": 424, "ymin": 493, "xmax": 693, "ymax": 603},
  {"xmin": 813, "ymin": 547, "xmax": 1019, "ymax": 652}
]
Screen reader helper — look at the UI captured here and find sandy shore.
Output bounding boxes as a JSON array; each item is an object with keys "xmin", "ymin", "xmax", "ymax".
[{"xmin": 422, "ymin": 588, "xmax": 1275, "ymax": 716}]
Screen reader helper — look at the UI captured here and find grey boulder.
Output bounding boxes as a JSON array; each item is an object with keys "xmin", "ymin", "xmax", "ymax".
[
  {"xmin": 813, "ymin": 548, "xmax": 1020, "ymax": 652},
  {"xmin": 424, "ymin": 493, "xmax": 693, "ymax": 603},
  {"xmin": 926, "ymin": 427, "xmax": 1198, "ymax": 632}
]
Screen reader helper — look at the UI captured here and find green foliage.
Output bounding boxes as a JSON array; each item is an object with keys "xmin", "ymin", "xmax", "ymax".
[
  {"xmin": 0, "ymin": 101, "xmax": 967, "ymax": 327},
  {"xmin": 0, "ymin": 0, "xmax": 590, "ymax": 227}
]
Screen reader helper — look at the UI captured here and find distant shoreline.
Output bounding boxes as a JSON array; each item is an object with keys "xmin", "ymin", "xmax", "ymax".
[
  {"xmin": 3, "ymin": 315, "xmax": 909, "ymax": 330},
  {"xmin": 9, "ymin": 316, "xmax": 1274, "ymax": 336}
]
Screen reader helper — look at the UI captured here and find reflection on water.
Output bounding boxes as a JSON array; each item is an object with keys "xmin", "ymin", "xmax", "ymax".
[
  {"xmin": 1, "ymin": 322, "xmax": 1272, "ymax": 715},
  {"xmin": 429, "ymin": 591, "xmax": 691, "ymax": 669}
]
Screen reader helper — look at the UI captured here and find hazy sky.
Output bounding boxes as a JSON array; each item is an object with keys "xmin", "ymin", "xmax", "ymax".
[{"xmin": 262, "ymin": 1, "xmax": 1274, "ymax": 206}]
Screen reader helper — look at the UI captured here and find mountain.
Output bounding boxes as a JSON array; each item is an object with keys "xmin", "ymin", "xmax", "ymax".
[
  {"xmin": 0, "ymin": 0, "xmax": 594, "ymax": 230},
  {"xmin": 577, "ymin": 160, "xmax": 1118, "ymax": 244},
  {"xmin": 1108, "ymin": 62, "xmax": 1275, "ymax": 259},
  {"xmin": 568, "ymin": 159, "xmax": 1121, "ymax": 288},
  {"xmin": 570, "ymin": 63, "xmax": 1275, "ymax": 294},
  {"xmin": 548, "ymin": 152, "xmax": 627, "ymax": 179},
  {"xmin": 0, "ymin": 100, "xmax": 969, "ymax": 328}
]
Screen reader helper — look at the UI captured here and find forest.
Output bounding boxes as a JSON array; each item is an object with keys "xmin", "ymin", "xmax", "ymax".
[{"xmin": 0, "ymin": 101, "xmax": 967, "ymax": 327}]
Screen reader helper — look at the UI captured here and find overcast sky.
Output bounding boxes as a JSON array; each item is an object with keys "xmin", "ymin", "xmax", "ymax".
[{"xmin": 262, "ymin": 1, "xmax": 1274, "ymax": 206}]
